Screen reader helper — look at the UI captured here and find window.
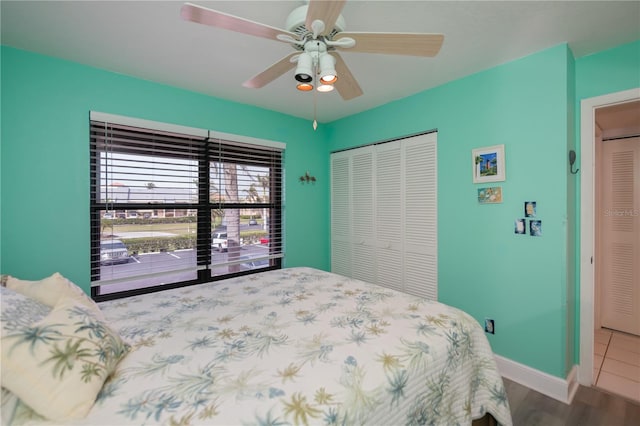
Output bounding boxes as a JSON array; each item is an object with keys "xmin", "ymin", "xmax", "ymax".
[{"xmin": 90, "ymin": 113, "xmax": 283, "ymax": 301}]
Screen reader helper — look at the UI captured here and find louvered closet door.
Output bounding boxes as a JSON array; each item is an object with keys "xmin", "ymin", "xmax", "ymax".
[
  {"xmin": 331, "ymin": 152, "xmax": 352, "ymax": 277},
  {"xmin": 376, "ymin": 141, "xmax": 404, "ymax": 292},
  {"xmin": 404, "ymin": 133, "xmax": 438, "ymax": 299},
  {"xmin": 351, "ymin": 146, "xmax": 377, "ymax": 283},
  {"xmin": 601, "ymin": 136, "xmax": 640, "ymax": 336},
  {"xmin": 330, "ymin": 132, "xmax": 438, "ymax": 299}
]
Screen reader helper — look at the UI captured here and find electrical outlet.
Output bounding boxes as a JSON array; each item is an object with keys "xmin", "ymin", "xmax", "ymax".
[{"xmin": 484, "ymin": 319, "xmax": 495, "ymax": 334}]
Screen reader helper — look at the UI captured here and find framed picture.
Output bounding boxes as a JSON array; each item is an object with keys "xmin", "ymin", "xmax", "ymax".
[
  {"xmin": 478, "ymin": 186, "xmax": 503, "ymax": 204},
  {"xmin": 524, "ymin": 201, "xmax": 537, "ymax": 217},
  {"xmin": 530, "ymin": 220, "xmax": 542, "ymax": 236},
  {"xmin": 514, "ymin": 219, "xmax": 526, "ymax": 234},
  {"xmin": 472, "ymin": 144, "xmax": 506, "ymax": 183}
]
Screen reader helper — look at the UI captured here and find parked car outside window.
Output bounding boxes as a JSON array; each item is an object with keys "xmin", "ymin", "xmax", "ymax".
[
  {"xmin": 239, "ymin": 256, "xmax": 270, "ymax": 270},
  {"xmin": 212, "ymin": 232, "xmax": 228, "ymax": 252},
  {"xmin": 100, "ymin": 240, "xmax": 131, "ymax": 265}
]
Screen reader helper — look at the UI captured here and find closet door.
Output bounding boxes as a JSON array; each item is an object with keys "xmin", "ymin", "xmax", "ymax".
[
  {"xmin": 404, "ymin": 133, "xmax": 438, "ymax": 299},
  {"xmin": 376, "ymin": 141, "xmax": 404, "ymax": 292},
  {"xmin": 351, "ymin": 146, "xmax": 377, "ymax": 283},
  {"xmin": 330, "ymin": 132, "xmax": 438, "ymax": 300},
  {"xmin": 600, "ymin": 136, "xmax": 640, "ymax": 336},
  {"xmin": 331, "ymin": 151, "xmax": 352, "ymax": 277}
]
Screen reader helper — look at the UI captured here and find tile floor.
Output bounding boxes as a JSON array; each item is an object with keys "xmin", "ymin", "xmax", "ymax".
[{"xmin": 593, "ymin": 328, "xmax": 640, "ymax": 402}]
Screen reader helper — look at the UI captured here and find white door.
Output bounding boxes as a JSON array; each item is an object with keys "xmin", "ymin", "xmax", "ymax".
[
  {"xmin": 330, "ymin": 132, "xmax": 438, "ymax": 298},
  {"xmin": 351, "ymin": 146, "xmax": 377, "ymax": 284},
  {"xmin": 600, "ymin": 136, "xmax": 640, "ymax": 336},
  {"xmin": 331, "ymin": 152, "xmax": 352, "ymax": 277},
  {"xmin": 375, "ymin": 141, "xmax": 403, "ymax": 293},
  {"xmin": 403, "ymin": 133, "xmax": 438, "ymax": 300}
]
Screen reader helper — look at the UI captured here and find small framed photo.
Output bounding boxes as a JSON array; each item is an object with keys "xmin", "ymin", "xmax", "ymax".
[
  {"xmin": 478, "ymin": 186, "xmax": 503, "ymax": 204},
  {"xmin": 530, "ymin": 220, "xmax": 542, "ymax": 236},
  {"xmin": 515, "ymin": 219, "xmax": 526, "ymax": 234},
  {"xmin": 472, "ymin": 144, "xmax": 505, "ymax": 183},
  {"xmin": 524, "ymin": 201, "xmax": 537, "ymax": 217}
]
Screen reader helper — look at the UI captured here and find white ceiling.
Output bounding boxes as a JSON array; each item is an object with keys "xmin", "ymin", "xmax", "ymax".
[{"xmin": 2, "ymin": 1, "xmax": 639, "ymax": 123}]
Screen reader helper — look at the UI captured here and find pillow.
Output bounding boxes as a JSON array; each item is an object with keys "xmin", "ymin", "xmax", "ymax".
[
  {"xmin": 5, "ymin": 273, "xmax": 105, "ymax": 321},
  {"xmin": 1, "ymin": 387, "xmax": 21, "ymax": 426},
  {"xmin": 1, "ymin": 386, "xmax": 43, "ymax": 425},
  {"xmin": 1, "ymin": 296, "xmax": 130, "ymax": 420},
  {"xmin": 0, "ymin": 286, "xmax": 51, "ymax": 333},
  {"xmin": 0, "ymin": 287, "xmax": 52, "ymax": 424}
]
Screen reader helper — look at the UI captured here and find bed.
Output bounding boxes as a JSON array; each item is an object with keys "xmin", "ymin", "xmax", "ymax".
[{"xmin": 1, "ymin": 267, "xmax": 512, "ymax": 425}]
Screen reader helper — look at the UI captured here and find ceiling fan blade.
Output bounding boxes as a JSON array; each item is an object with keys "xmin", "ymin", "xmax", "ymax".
[
  {"xmin": 306, "ymin": 0, "xmax": 347, "ymax": 36},
  {"xmin": 333, "ymin": 52, "xmax": 363, "ymax": 101},
  {"xmin": 335, "ymin": 32, "xmax": 444, "ymax": 57},
  {"xmin": 181, "ymin": 2, "xmax": 297, "ymax": 42},
  {"xmin": 242, "ymin": 53, "xmax": 298, "ymax": 89}
]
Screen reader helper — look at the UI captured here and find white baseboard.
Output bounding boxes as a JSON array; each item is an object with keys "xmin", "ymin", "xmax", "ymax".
[{"xmin": 495, "ymin": 355, "xmax": 578, "ymax": 405}]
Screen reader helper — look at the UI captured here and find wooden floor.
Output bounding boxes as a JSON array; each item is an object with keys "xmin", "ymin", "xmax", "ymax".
[{"xmin": 503, "ymin": 378, "xmax": 640, "ymax": 426}]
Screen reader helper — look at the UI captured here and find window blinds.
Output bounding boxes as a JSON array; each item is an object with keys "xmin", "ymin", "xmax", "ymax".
[{"xmin": 90, "ymin": 114, "xmax": 283, "ymax": 298}]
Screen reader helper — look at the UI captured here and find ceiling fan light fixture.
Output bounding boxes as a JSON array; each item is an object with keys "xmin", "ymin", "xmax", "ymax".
[
  {"xmin": 297, "ymin": 82, "xmax": 314, "ymax": 91},
  {"xmin": 294, "ymin": 52, "xmax": 313, "ymax": 83},
  {"xmin": 319, "ymin": 53, "xmax": 337, "ymax": 84},
  {"xmin": 317, "ymin": 83, "xmax": 334, "ymax": 92},
  {"xmin": 320, "ymin": 74, "xmax": 337, "ymax": 84},
  {"xmin": 295, "ymin": 72, "xmax": 313, "ymax": 83}
]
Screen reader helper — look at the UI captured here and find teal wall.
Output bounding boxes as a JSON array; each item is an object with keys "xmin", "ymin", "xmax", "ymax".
[
  {"xmin": 565, "ymin": 48, "xmax": 577, "ymax": 375},
  {"xmin": 0, "ymin": 46, "xmax": 331, "ymax": 292},
  {"xmin": 2, "ymin": 39, "xmax": 638, "ymax": 380},
  {"xmin": 327, "ymin": 44, "xmax": 574, "ymax": 378},
  {"xmin": 572, "ymin": 39, "xmax": 640, "ymax": 363},
  {"xmin": 575, "ymin": 40, "xmax": 640, "ymax": 100}
]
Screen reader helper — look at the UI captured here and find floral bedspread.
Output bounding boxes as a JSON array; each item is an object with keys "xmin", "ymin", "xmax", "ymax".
[{"xmin": 11, "ymin": 267, "xmax": 512, "ymax": 425}]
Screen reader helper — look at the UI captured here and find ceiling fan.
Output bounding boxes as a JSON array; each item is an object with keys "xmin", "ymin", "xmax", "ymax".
[{"xmin": 181, "ymin": 1, "xmax": 444, "ymax": 101}]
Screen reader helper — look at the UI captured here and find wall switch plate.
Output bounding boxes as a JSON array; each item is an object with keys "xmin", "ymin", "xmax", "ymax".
[{"xmin": 484, "ymin": 319, "xmax": 495, "ymax": 334}]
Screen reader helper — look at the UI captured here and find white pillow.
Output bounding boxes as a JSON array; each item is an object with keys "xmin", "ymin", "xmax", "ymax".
[
  {"xmin": 0, "ymin": 287, "xmax": 51, "ymax": 424},
  {"xmin": 0, "ymin": 286, "xmax": 51, "ymax": 331},
  {"xmin": 1, "ymin": 297, "xmax": 130, "ymax": 420},
  {"xmin": 5, "ymin": 273, "xmax": 104, "ymax": 321},
  {"xmin": 1, "ymin": 387, "xmax": 21, "ymax": 426}
]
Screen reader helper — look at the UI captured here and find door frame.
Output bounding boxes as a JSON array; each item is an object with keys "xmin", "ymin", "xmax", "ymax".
[{"xmin": 579, "ymin": 87, "xmax": 640, "ymax": 386}]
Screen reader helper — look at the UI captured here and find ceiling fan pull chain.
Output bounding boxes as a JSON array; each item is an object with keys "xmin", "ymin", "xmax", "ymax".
[
  {"xmin": 313, "ymin": 46, "xmax": 319, "ymax": 130},
  {"xmin": 313, "ymin": 85, "xmax": 318, "ymax": 130}
]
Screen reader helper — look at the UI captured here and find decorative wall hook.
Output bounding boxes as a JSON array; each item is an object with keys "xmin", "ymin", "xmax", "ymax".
[
  {"xmin": 299, "ymin": 171, "xmax": 316, "ymax": 184},
  {"xmin": 569, "ymin": 150, "xmax": 579, "ymax": 174}
]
